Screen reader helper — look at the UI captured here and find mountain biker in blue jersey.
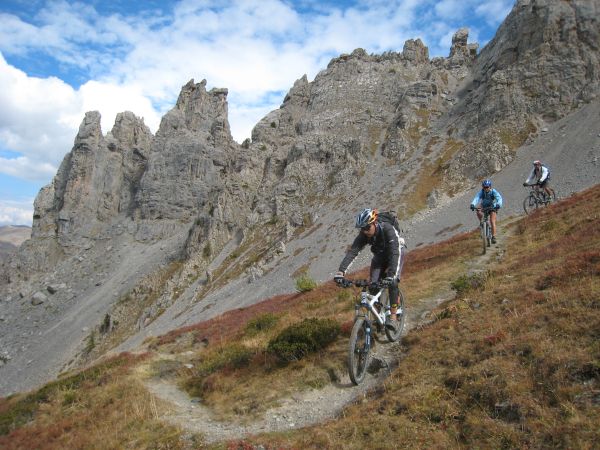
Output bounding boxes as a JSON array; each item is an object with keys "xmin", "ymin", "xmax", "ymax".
[
  {"xmin": 333, "ymin": 208, "xmax": 406, "ymax": 323},
  {"xmin": 523, "ymin": 160, "xmax": 555, "ymax": 199},
  {"xmin": 470, "ymin": 179, "xmax": 503, "ymax": 244}
]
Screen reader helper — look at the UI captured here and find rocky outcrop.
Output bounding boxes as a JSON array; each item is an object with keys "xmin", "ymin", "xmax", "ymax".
[
  {"xmin": 249, "ymin": 36, "xmax": 480, "ymax": 223},
  {"xmin": 136, "ymin": 80, "xmax": 236, "ymax": 222},
  {"xmin": 30, "ymin": 111, "xmax": 153, "ymax": 248},
  {"xmin": 443, "ymin": 0, "xmax": 600, "ymax": 185}
]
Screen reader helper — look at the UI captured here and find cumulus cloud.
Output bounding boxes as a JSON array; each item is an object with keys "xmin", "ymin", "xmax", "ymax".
[
  {"xmin": 475, "ymin": 0, "xmax": 513, "ymax": 26},
  {"xmin": 0, "ymin": 54, "xmax": 77, "ymax": 179},
  {"xmin": 0, "ymin": 53, "xmax": 160, "ymax": 181},
  {"xmin": 0, "ymin": 199, "xmax": 34, "ymax": 226}
]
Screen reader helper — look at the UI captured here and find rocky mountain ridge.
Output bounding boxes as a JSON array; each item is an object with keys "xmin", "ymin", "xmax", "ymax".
[{"xmin": 1, "ymin": 0, "xmax": 599, "ymax": 396}]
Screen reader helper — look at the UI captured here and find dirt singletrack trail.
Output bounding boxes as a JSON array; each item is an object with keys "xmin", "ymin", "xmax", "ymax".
[{"xmin": 143, "ymin": 217, "xmax": 518, "ymax": 444}]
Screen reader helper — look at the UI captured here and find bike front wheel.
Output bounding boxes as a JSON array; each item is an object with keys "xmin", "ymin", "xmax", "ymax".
[
  {"xmin": 523, "ymin": 194, "xmax": 538, "ymax": 214},
  {"xmin": 348, "ymin": 317, "xmax": 371, "ymax": 385},
  {"xmin": 385, "ymin": 288, "xmax": 405, "ymax": 343},
  {"xmin": 481, "ymin": 223, "xmax": 487, "ymax": 254}
]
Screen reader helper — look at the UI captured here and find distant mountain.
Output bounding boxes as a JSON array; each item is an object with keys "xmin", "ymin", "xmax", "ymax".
[{"xmin": 0, "ymin": 226, "xmax": 30, "ymax": 262}]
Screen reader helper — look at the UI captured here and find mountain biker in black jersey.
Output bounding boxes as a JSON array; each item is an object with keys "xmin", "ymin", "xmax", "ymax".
[
  {"xmin": 523, "ymin": 160, "xmax": 555, "ymax": 199},
  {"xmin": 334, "ymin": 208, "xmax": 406, "ymax": 323},
  {"xmin": 470, "ymin": 179, "xmax": 503, "ymax": 244}
]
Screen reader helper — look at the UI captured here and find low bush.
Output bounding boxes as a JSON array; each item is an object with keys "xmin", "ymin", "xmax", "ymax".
[
  {"xmin": 244, "ymin": 313, "xmax": 279, "ymax": 336},
  {"xmin": 295, "ymin": 273, "xmax": 317, "ymax": 292},
  {"xmin": 451, "ymin": 271, "xmax": 488, "ymax": 296},
  {"xmin": 267, "ymin": 318, "xmax": 340, "ymax": 362},
  {"xmin": 196, "ymin": 344, "xmax": 254, "ymax": 376}
]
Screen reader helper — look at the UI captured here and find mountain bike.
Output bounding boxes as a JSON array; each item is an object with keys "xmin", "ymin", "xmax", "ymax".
[
  {"xmin": 474, "ymin": 206, "xmax": 495, "ymax": 255},
  {"xmin": 336, "ymin": 278, "xmax": 405, "ymax": 385},
  {"xmin": 523, "ymin": 184, "xmax": 556, "ymax": 214}
]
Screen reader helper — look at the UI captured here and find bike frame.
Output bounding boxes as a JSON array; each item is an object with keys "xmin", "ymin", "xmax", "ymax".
[
  {"xmin": 347, "ymin": 281, "xmax": 393, "ymax": 355},
  {"xmin": 355, "ymin": 285, "xmax": 390, "ymax": 328},
  {"xmin": 528, "ymin": 185, "xmax": 548, "ymax": 203}
]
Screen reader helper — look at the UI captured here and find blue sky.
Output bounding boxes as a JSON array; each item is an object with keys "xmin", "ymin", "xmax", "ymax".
[{"xmin": 0, "ymin": 0, "xmax": 514, "ymax": 226}]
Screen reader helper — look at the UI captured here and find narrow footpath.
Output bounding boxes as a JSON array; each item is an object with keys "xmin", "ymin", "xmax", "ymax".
[{"xmin": 143, "ymin": 218, "xmax": 517, "ymax": 444}]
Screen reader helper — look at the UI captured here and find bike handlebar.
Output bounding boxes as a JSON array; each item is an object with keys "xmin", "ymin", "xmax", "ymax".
[
  {"xmin": 335, "ymin": 278, "xmax": 392, "ymax": 289},
  {"xmin": 473, "ymin": 206, "xmax": 496, "ymax": 213}
]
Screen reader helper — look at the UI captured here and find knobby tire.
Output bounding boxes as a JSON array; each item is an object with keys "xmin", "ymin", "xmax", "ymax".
[
  {"xmin": 384, "ymin": 288, "xmax": 405, "ymax": 342},
  {"xmin": 481, "ymin": 222, "xmax": 487, "ymax": 255},
  {"xmin": 523, "ymin": 193, "xmax": 538, "ymax": 215},
  {"xmin": 348, "ymin": 317, "xmax": 370, "ymax": 385}
]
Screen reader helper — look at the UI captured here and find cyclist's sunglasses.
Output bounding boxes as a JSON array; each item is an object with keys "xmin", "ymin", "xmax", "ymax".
[{"xmin": 361, "ymin": 224, "xmax": 372, "ymax": 232}]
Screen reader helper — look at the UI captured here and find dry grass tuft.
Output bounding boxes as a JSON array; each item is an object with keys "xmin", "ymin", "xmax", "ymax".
[{"xmin": 0, "ymin": 353, "xmax": 183, "ymax": 449}]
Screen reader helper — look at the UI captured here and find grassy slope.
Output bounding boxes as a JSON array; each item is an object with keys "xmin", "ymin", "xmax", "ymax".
[{"xmin": 1, "ymin": 185, "xmax": 598, "ymax": 449}]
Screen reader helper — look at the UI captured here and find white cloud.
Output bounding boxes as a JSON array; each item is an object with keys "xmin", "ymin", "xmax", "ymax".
[
  {"xmin": 475, "ymin": 0, "xmax": 513, "ymax": 26},
  {"xmin": 0, "ymin": 199, "xmax": 34, "ymax": 226},
  {"xmin": 0, "ymin": 54, "xmax": 77, "ymax": 174},
  {"xmin": 78, "ymin": 81, "xmax": 161, "ymax": 133},
  {"xmin": 0, "ymin": 53, "xmax": 161, "ymax": 181},
  {"xmin": 0, "ymin": 155, "xmax": 56, "ymax": 182},
  {"xmin": 434, "ymin": 0, "xmax": 470, "ymax": 21}
]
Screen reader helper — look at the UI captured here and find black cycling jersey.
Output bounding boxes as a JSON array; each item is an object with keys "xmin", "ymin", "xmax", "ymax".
[{"xmin": 338, "ymin": 221, "xmax": 402, "ymax": 279}]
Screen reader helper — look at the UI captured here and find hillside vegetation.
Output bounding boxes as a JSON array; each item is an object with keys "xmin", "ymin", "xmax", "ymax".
[{"xmin": 1, "ymin": 185, "xmax": 598, "ymax": 449}]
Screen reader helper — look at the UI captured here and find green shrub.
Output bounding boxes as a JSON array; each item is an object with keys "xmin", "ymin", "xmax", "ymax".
[
  {"xmin": 245, "ymin": 313, "xmax": 279, "ymax": 336},
  {"xmin": 267, "ymin": 318, "xmax": 340, "ymax": 362},
  {"xmin": 84, "ymin": 331, "xmax": 96, "ymax": 355},
  {"xmin": 196, "ymin": 344, "xmax": 254, "ymax": 376},
  {"xmin": 295, "ymin": 273, "xmax": 317, "ymax": 292},
  {"xmin": 451, "ymin": 271, "xmax": 488, "ymax": 296}
]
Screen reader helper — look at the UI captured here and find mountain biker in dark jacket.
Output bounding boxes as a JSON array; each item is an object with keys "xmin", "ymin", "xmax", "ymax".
[
  {"xmin": 470, "ymin": 179, "xmax": 503, "ymax": 244},
  {"xmin": 334, "ymin": 208, "xmax": 405, "ymax": 322}
]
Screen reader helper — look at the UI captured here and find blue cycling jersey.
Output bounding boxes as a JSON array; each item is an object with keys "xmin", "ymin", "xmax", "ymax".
[{"xmin": 471, "ymin": 188, "xmax": 503, "ymax": 209}]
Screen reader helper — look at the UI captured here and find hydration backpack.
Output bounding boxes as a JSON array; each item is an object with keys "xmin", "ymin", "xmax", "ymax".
[
  {"xmin": 481, "ymin": 189, "xmax": 496, "ymax": 201},
  {"xmin": 378, "ymin": 211, "xmax": 401, "ymax": 233}
]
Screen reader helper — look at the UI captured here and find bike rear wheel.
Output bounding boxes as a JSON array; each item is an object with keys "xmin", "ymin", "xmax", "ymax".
[
  {"xmin": 385, "ymin": 288, "xmax": 405, "ymax": 342},
  {"xmin": 523, "ymin": 194, "xmax": 537, "ymax": 214},
  {"xmin": 348, "ymin": 317, "xmax": 370, "ymax": 385}
]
